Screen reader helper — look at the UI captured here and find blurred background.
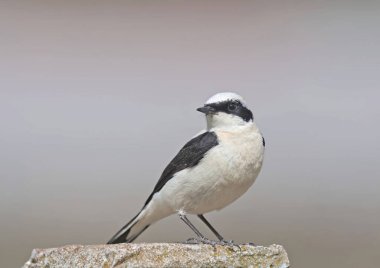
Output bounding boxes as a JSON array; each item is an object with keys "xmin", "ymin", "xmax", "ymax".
[{"xmin": 1, "ymin": 1, "xmax": 379, "ymax": 267}]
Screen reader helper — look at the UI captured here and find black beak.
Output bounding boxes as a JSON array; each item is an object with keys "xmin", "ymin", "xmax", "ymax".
[{"xmin": 197, "ymin": 106, "xmax": 216, "ymax": 115}]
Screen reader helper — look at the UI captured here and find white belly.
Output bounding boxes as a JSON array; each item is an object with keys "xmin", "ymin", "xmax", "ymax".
[{"xmin": 157, "ymin": 125, "xmax": 265, "ymax": 215}]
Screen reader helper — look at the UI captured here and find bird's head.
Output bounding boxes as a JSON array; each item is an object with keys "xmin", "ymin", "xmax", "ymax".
[{"xmin": 197, "ymin": 92, "xmax": 253, "ymax": 130}]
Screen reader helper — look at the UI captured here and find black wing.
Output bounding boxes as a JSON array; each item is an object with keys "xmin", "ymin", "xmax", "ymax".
[{"xmin": 143, "ymin": 131, "xmax": 218, "ymax": 207}]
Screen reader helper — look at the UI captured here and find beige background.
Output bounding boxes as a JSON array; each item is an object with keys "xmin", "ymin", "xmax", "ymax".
[{"xmin": 1, "ymin": 1, "xmax": 379, "ymax": 267}]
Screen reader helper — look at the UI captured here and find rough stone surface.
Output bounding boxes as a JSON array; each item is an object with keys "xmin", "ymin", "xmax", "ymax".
[{"xmin": 23, "ymin": 243, "xmax": 290, "ymax": 268}]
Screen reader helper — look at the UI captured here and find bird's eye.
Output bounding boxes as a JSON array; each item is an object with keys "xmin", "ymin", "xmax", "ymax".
[{"xmin": 228, "ymin": 103, "xmax": 237, "ymax": 111}]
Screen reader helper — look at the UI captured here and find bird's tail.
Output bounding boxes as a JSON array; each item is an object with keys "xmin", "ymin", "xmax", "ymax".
[{"xmin": 107, "ymin": 209, "xmax": 150, "ymax": 244}]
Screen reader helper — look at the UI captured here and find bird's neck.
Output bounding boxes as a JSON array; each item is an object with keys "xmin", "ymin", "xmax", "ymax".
[{"xmin": 208, "ymin": 121, "xmax": 258, "ymax": 133}]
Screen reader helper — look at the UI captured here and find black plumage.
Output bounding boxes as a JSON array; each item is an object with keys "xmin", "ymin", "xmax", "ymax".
[
  {"xmin": 144, "ymin": 131, "xmax": 219, "ymax": 206},
  {"xmin": 205, "ymin": 100, "xmax": 253, "ymax": 122},
  {"xmin": 107, "ymin": 131, "xmax": 219, "ymax": 244}
]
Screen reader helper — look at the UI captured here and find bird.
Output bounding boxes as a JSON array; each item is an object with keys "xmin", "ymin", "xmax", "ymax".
[{"xmin": 107, "ymin": 92, "xmax": 265, "ymax": 245}]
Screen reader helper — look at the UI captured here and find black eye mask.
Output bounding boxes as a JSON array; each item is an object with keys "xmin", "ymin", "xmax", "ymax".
[{"xmin": 206, "ymin": 100, "xmax": 253, "ymax": 122}]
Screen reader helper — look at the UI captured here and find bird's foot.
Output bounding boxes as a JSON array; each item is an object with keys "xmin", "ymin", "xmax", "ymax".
[
  {"xmin": 185, "ymin": 237, "xmax": 240, "ymax": 250},
  {"xmin": 185, "ymin": 237, "xmax": 216, "ymax": 245},
  {"xmin": 219, "ymin": 239, "xmax": 241, "ymax": 250}
]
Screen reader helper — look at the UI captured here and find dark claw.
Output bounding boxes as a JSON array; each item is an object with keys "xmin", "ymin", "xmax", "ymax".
[
  {"xmin": 220, "ymin": 240, "xmax": 241, "ymax": 250},
  {"xmin": 184, "ymin": 237, "xmax": 241, "ymax": 250},
  {"xmin": 184, "ymin": 237, "xmax": 217, "ymax": 246},
  {"xmin": 185, "ymin": 237, "xmax": 202, "ymax": 244}
]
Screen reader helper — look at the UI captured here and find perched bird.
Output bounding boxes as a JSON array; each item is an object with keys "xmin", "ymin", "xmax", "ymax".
[{"xmin": 107, "ymin": 92, "xmax": 265, "ymax": 245}]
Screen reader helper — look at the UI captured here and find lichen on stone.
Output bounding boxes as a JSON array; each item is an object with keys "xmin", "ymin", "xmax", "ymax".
[{"xmin": 23, "ymin": 243, "xmax": 290, "ymax": 268}]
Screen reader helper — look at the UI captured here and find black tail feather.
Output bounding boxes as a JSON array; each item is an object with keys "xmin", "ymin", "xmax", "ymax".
[{"xmin": 107, "ymin": 213, "xmax": 141, "ymax": 244}]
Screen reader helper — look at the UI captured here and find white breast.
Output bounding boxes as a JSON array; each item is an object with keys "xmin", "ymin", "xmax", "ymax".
[{"xmin": 157, "ymin": 122, "xmax": 265, "ymax": 215}]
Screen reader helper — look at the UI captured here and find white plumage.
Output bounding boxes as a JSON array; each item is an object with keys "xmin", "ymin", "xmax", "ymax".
[
  {"xmin": 108, "ymin": 92, "xmax": 265, "ymax": 244},
  {"xmin": 205, "ymin": 92, "xmax": 246, "ymax": 106}
]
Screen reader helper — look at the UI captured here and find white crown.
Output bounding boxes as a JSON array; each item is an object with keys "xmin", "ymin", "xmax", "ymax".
[{"xmin": 205, "ymin": 92, "xmax": 246, "ymax": 106}]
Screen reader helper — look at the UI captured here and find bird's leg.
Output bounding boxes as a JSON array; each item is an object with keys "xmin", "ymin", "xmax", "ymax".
[
  {"xmin": 178, "ymin": 214, "xmax": 215, "ymax": 245},
  {"xmin": 197, "ymin": 214, "xmax": 241, "ymax": 249},
  {"xmin": 179, "ymin": 213, "xmax": 204, "ymax": 238},
  {"xmin": 197, "ymin": 214, "xmax": 224, "ymax": 241},
  {"xmin": 179, "ymin": 213, "xmax": 240, "ymax": 249}
]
